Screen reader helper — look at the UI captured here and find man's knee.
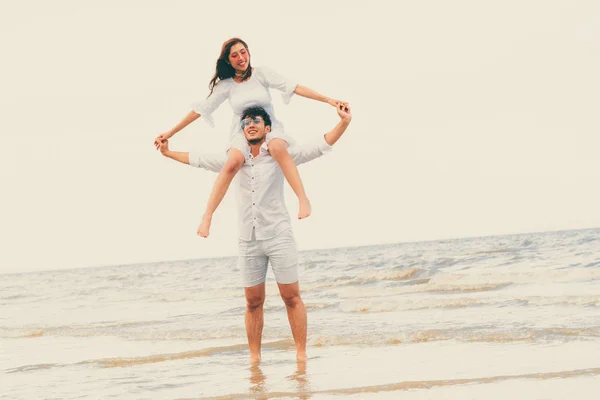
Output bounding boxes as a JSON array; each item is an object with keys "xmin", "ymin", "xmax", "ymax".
[
  {"xmin": 246, "ymin": 295, "xmax": 265, "ymax": 311},
  {"xmin": 268, "ymin": 139, "xmax": 288, "ymax": 158},
  {"xmin": 281, "ymin": 292, "xmax": 302, "ymax": 309}
]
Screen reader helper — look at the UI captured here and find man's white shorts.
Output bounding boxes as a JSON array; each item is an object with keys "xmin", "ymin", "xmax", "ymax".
[{"xmin": 238, "ymin": 228, "xmax": 298, "ymax": 288}]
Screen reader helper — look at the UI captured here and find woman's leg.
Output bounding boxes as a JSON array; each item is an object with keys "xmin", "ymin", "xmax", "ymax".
[
  {"xmin": 197, "ymin": 148, "xmax": 245, "ymax": 238},
  {"xmin": 268, "ymin": 139, "xmax": 311, "ymax": 219}
]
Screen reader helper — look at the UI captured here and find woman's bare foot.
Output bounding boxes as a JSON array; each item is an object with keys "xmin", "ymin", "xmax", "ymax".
[
  {"xmin": 197, "ymin": 214, "xmax": 212, "ymax": 238},
  {"xmin": 298, "ymin": 197, "xmax": 311, "ymax": 219}
]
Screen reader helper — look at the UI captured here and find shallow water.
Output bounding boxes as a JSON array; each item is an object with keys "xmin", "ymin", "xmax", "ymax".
[{"xmin": 2, "ymin": 228, "xmax": 600, "ymax": 398}]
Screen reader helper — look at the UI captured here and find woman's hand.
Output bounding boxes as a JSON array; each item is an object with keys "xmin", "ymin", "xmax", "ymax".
[
  {"xmin": 153, "ymin": 132, "xmax": 171, "ymax": 150},
  {"xmin": 327, "ymin": 98, "xmax": 349, "ymax": 109}
]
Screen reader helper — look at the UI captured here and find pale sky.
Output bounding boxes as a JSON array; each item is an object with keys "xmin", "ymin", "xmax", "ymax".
[{"xmin": 1, "ymin": 0, "xmax": 599, "ymax": 274}]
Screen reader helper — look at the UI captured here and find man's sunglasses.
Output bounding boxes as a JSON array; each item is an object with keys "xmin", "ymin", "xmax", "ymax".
[{"xmin": 241, "ymin": 116, "xmax": 264, "ymax": 129}]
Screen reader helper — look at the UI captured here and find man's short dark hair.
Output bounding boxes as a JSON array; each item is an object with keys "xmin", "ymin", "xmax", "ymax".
[{"xmin": 241, "ymin": 106, "xmax": 272, "ymax": 128}]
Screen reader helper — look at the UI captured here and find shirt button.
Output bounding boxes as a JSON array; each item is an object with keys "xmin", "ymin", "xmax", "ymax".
[{"xmin": 253, "ymin": 203, "xmax": 255, "ymax": 205}]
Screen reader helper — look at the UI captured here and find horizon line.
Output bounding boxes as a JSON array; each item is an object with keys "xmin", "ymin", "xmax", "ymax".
[{"xmin": 2, "ymin": 225, "xmax": 598, "ymax": 277}]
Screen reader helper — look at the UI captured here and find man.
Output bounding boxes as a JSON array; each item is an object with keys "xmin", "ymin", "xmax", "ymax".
[{"xmin": 158, "ymin": 103, "xmax": 351, "ymax": 362}]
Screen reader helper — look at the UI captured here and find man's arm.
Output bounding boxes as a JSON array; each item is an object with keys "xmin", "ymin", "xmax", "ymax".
[
  {"xmin": 161, "ymin": 145, "xmax": 190, "ymax": 165},
  {"xmin": 289, "ymin": 104, "xmax": 352, "ymax": 165},
  {"xmin": 159, "ymin": 140, "xmax": 226, "ymax": 173}
]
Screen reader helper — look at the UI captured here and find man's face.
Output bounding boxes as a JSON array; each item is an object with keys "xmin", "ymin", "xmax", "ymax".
[{"xmin": 242, "ymin": 115, "xmax": 270, "ymax": 145}]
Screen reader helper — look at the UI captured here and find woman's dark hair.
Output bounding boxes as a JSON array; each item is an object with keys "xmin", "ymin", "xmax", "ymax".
[
  {"xmin": 241, "ymin": 106, "xmax": 271, "ymax": 128},
  {"xmin": 208, "ymin": 38, "xmax": 252, "ymax": 97}
]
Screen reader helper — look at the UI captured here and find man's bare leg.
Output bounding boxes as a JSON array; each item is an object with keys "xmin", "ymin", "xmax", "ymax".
[
  {"xmin": 245, "ymin": 283, "xmax": 266, "ymax": 363},
  {"xmin": 268, "ymin": 139, "xmax": 311, "ymax": 219},
  {"xmin": 197, "ymin": 148, "xmax": 245, "ymax": 238},
  {"xmin": 277, "ymin": 281, "xmax": 307, "ymax": 361}
]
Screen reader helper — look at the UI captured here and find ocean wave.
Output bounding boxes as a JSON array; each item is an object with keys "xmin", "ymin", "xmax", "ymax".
[
  {"xmin": 126, "ymin": 288, "xmax": 241, "ymax": 303},
  {"xmin": 427, "ymin": 282, "xmax": 512, "ymax": 293},
  {"xmin": 423, "ymin": 326, "xmax": 600, "ymax": 343},
  {"xmin": 404, "ymin": 297, "xmax": 482, "ymax": 311},
  {"xmin": 0, "ymin": 293, "xmax": 33, "ymax": 301},
  {"xmin": 5, "ymin": 339, "xmax": 294, "ymax": 373},
  {"xmin": 522, "ymin": 296, "xmax": 600, "ymax": 307},
  {"xmin": 309, "ymin": 327, "xmax": 600, "ymax": 347},
  {"xmin": 547, "ymin": 268, "xmax": 600, "ymax": 281},
  {"xmin": 420, "ymin": 266, "xmax": 600, "ymax": 290},
  {"xmin": 405, "ymin": 277, "xmax": 431, "ymax": 285},
  {"xmin": 584, "ymin": 260, "xmax": 600, "ymax": 268},
  {"xmin": 542, "ymin": 327, "xmax": 600, "ymax": 337},
  {"xmin": 304, "ymin": 303, "xmax": 335, "ymax": 310},
  {"xmin": 0, "ymin": 323, "xmax": 247, "ymax": 341},
  {"xmin": 471, "ymin": 247, "xmax": 516, "ymax": 255},
  {"xmin": 338, "ymin": 292, "xmax": 600, "ymax": 313},
  {"xmin": 578, "ymin": 236, "xmax": 599, "ymax": 244},
  {"xmin": 346, "ymin": 268, "xmax": 423, "ymax": 285},
  {"xmin": 301, "ymin": 268, "xmax": 426, "ymax": 291},
  {"xmin": 399, "ymin": 279, "xmax": 512, "ymax": 296},
  {"xmin": 90, "ymin": 339, "xmax": 293, "ymax": 368},
  {"xmin": 339, "ymin": 297, "xmax": 482, "ymax": 313},
  {"xmin": 5, "ymin": 363, "xmax": 57, "ymax": 374}
]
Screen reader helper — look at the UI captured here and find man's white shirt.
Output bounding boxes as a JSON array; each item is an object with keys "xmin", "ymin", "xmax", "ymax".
[{"xmin": 189, "ymin": 137, "xmax": 332, "ymax": 241}]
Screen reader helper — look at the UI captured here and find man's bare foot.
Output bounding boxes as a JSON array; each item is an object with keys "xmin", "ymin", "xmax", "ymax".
[
  {"xmin": 298, "ymin": 197, "xmax": 311, "ymax": 219},
  {"xmin": 197, "ymin": 214, "xmax": 212, "ymax": 238},
  {"xmin": 250, "ymin": 353, "xmax": 261, "ymax": 364},
  {"xmin": 296, "ymin": 351, "xmax": 307, "ymax": 362}
]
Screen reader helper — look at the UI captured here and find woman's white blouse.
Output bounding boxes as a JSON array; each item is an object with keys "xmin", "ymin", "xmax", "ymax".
[{"xmin": 191, "ymin": 66, "xmax": 298, "ymax": 138}]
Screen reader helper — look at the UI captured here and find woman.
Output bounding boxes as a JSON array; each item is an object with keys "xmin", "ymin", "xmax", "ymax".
[{"xmin": 154, "ymin": 38, "xmax": 347, "ymax": 238}]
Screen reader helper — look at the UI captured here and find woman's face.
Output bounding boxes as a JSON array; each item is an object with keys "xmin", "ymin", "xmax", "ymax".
[{"xmin": 228, "ymin": 42, "xmax": 250, "ymax": 73}]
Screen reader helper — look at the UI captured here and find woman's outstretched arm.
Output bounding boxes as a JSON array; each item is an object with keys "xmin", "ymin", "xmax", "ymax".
[
  {"xmin": 293, "ymin": 85, "xmax": 347, "ymax": 107},
  {"xmin": 154, "ymin": 111, "xmax": 201, "ymax": 148},
  {"xmin": 153, "ymin": 80, "xmax": 230, "ymax": 148}
]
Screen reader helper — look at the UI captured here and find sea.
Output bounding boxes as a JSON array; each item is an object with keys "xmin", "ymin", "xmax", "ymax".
[{"xmin": 2, "ymin": 228, "xmax": 600, "ymax": 399}]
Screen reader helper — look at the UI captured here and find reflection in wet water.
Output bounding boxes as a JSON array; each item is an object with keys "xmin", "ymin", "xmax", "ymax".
[
  {"xmin": 247, "ymin": 360, "xmax": 312, "ymax": 399},
  {"xmin": 287, "ymin": 360, "xmax": 311, "ymax": 399},
  {"xmin": 249, "ymin": 363, "xmax": 267, "ymax": 396}
]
